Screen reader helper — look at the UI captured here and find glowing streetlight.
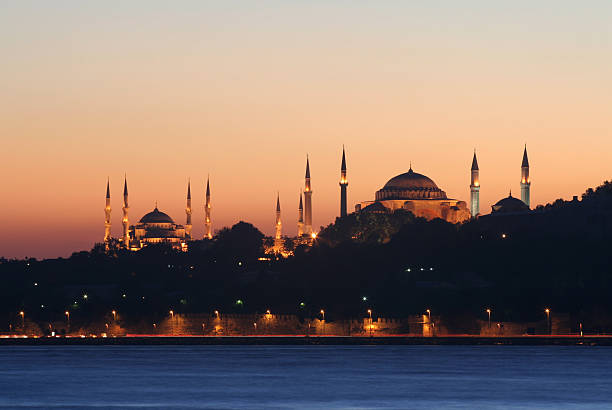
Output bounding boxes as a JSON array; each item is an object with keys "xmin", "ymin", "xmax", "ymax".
[
  {"xmin": 426, "ymin": 309, "xmax": 431, "ymax": 321},
  {"xmin": 320, "ymin": 310, "xmax": 325, "ymax": 335},
  {"xmin": 486, "ymin": 309, "xmax": 491, "ymax": 329},
  {"xmin": 111, "ymin": 310, "xmax": 116, "ymax": 321},
  {"xmin": 169, "ymin": 310, "xmax": 174, "ymax": 319},
  {"xmin": 19, "ymin": 311, "xmax": 24, "ymax": 331},
  {"xmin": 65, "ymin": 311, "xmax": 70, "ymax": 331},
  {"xmin": 214, "ymin": 310, "xmax": 220, "ymax": 319},
  {"xmin": 545, "ymin": 308, "xmax": 551, "ymax": 335},
  {"xmin": 367, "ymin": 309, "xmax": 373, "ymax": 337}
]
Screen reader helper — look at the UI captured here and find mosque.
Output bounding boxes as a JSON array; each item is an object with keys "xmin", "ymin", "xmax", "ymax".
[
  {"xmin": 104, "ymin": 177, "xmax": 212, "ymax": 251},
  {"xmin": 103, "ymin": 145, "xmax": 531, "ymax": 251}
]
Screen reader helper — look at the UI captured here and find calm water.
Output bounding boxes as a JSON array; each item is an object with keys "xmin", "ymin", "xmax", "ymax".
[{"xmin": 0, "ymin": 345, "xmax": 611, "ymax": 409}]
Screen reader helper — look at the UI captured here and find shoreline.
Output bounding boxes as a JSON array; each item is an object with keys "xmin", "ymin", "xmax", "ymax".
[{"xmin": 1, "ymin": 335, "xmax": 612, "ymax": 346}]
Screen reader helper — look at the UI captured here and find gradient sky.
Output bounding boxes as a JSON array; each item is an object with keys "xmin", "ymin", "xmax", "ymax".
[{"xmin": 1, "ymin": 1, "xmax": 611, "ymax": 259}]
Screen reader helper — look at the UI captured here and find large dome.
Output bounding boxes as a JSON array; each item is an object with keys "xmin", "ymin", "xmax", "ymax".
[
  {"xmin": 383, "ymin": 168, "xmax": 440, "ymax": 190},
  {"xmin": 376, "ymin": 168, "xmax": 447, "ymax": 201},
  {"xmin": 139, "ymin": 207, "xmax": 175, "ymax": 224}
]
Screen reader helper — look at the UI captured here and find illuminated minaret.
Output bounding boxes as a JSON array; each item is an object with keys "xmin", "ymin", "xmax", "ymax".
[
  {"xmin": 303, "ymin": 156, "xmax": 313, "ymax": 235},
  {"xmin": 470, "ymin": 150, "xmax": 480, "ymax": 218},
  {"xmin": 275, "ymin": 193, "xmax": 282, "ymax": 247},
  {"xmin": 520, "ymin": 145, "xmax": 530, "ymax": 208},
  {"xmin": 104, "ymin": 179, "xmax": 111, "ymax": 244},
  {"xmin": 339, "ymin": 146, "xmax": 348, "ymax": 217},
  {"xmin": 204, "ymin": 176, "xmax": 212, "ymax": 239},
  {"xmin": 185, "ymin": 180, "xmax": 192, "ymax": 240},
  {"xmin": 297, "ymin": 193, "xmax": 304, "ymax": 237},
  {"xmin": 122, "ymin": 176, "xmax": 129, "ymax": 248}
]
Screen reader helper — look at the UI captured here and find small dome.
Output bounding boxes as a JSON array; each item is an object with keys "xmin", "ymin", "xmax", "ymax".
[
  {"xmin": 383, "ymin": 168, "xmax": 439, "ymax": 190},
  {"xmin": 491, "ymin": 194, "xmax": 530, "ymax": 214},
  {"xmin": 139, "ymin": 207, "xmax": 175, "ymax": 224}
]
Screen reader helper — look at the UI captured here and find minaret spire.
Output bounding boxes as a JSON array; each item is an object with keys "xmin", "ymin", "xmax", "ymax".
[
  {"xmin": 297, "ymin": 193, "xmax": 304, "ymax": 237},
  {"xmin": 122, "ymin": 175, "xmax": 129, "ymax": 249},
  {"xmin": 520, "ymin": 145, "xmax": 531, "ymax": 207},
  {"xmin": 275, "ymin": 193, "xmax": 282, "ymax": 242},
  {"xmin": 470, "ymin": 150, "xmax": 480, "ymax": 218},
  {"xmin": 204, "ymin": 176, "xmax": 212, "ymax": 239},
  {"xmin": 339, "ymin": 146, "xmax": 348, "ymax": 217},
  {"xmin": 104, "ymin": 178, "xmax": 112, "ymax": 245},
  {"xmin": 303, "ymin": 155, "xmax": 313, "ymax": 236},
  {"xmin": 185, "ymin": 179, "xmax": 192, "ymax": 240}
]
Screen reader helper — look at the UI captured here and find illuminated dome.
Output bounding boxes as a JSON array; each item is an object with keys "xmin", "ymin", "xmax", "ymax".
[
  {"xmin": 376, "ymin": 168, "xmax": 447, "ymax": 200},
  {"xmin": 139, "ymin": 207, "xmax": 175, "ymax": 224}
]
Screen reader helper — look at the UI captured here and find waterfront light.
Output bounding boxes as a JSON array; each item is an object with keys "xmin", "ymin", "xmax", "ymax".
[
  {"xmin": 486, "ymin": 309, "xmax": 492, "ymax": 329},
  {"xmin": 545, "ymin": 308, "xmax": 551, "ymax": 335},
  {"xmin": 169, "ymin": 310, "xmax": 174, "ymax": 319},
  {"xmin": 111, "ymin": 310, "xmax": 116, "ymax": 320},
  {"xmin": 426, "ymin": 309, "xmax": 431, "ymax": 320},
  {"xmin": 214, "ymin": 310, "xmax": 220, "ymax": 319}
]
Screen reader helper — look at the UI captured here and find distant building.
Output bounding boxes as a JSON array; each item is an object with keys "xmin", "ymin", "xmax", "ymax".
[
  {"xmin": 104, "ymin": 178, "xmax": 212, "ymax": 251},
  {"xmin": 356, "ymin": 166, "xmax": 470, "ymax": 224}
]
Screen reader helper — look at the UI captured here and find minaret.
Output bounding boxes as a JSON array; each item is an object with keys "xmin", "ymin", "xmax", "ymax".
[
  {"xmin": 185, "ymin": 180, "xmax": 192, "ymax": 240},
  {"xmin": 297, "ymin": 193, "xmax": 304, "ymax": 237},
  {"xmin": 303, "ymin": 156, "xmax": 313, "ymax": 235},
  {"xmin": 470, "ymin": 150, "xmax": 480, "ymax": 218},
  {"xmin": 204, "ymin": 176, "xmax": 212, "ymax": 239},
  {"xmin": 339, "ymin": 146, "xmax": 348, "ymax": 217},
  {"xmin": 122, "ymin": 176, "xmax": 129, "ymax": 248},
  {"xmin": 275, "ymin": 193, "xmax": 282, "ymax": 248},
  {"xmin": 520, "ymin": 145, "xmax": 530, "ymax": 208},
  {"xmin": 104, "ymin": 179, "xmax": 111, "ymax": 244}
]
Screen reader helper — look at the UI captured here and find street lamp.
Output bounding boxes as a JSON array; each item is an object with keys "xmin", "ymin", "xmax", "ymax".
[
  {"xmin": 320, "ymin": 310, "xmax": 325, "ymax": 335},
  {"xmin": 367, "ymin": 309, "xmax": 373, "ymax": 337},
  {"xmin": 65, "ymin": 311, "xmax": 70, "ymax": 332},
  {"xmin": 545, "ymin": 308, "xmax": 551, "ymax": 335},
  {"xmin": 111, "ymin": 310, "xmax": 116, "ymax": 321},
  {"xmin": 169, "ymin": 310, "xmax": 174, "ymax": 319},
  {"xmin": 486, "ymin": 309, "xmax": 491, "ymax": 329},
  {"xmin": 19, "ymin": 311, "xmax": 24, "ymax": 332},
  {"xmin": 426, "ymin": 309, "xmax": 431, "ymax": 321},
  {"xmin": 214, "ymin": 310, "xmax": 219, "ymax": 319}
]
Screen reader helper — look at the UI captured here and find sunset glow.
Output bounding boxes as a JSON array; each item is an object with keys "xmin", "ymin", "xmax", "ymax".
[{"xmin": 1, "ymin": 2, "xmax": 611, "ymax": 258}]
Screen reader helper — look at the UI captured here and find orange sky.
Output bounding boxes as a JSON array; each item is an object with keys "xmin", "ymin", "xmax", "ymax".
[{"xmin": 1, "ymin": 2, "xmax": 611, "ymax": 258}]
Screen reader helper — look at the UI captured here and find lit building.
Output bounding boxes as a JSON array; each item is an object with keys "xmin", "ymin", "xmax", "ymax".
[
  {"xmin": 103, "ymin": 178, "xmax": 212, "ymax": 251},
  {"xmin": 356, "ymin": 166, "xmax": 471, "ymax": 223}
]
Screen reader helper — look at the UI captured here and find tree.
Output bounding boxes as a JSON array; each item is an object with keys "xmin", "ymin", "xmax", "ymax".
[{"xmin": 213, "ymin": 221, "xmax": 265, "ymax": 262}]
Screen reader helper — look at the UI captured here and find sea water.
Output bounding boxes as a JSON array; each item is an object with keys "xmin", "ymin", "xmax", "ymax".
[{"xmin": 0, "ymin": 345, "xmax": 610, "ymax": 409}]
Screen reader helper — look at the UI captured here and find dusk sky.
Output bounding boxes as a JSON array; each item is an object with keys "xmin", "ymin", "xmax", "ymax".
[{"xmin": 1, "ymin": 1, "xmax": 611, "ymax": 259}]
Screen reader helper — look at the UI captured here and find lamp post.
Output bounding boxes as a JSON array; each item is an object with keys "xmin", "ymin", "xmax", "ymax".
[
  {"xmin": 111, "ymin": 310, "xmax": 116, "ymax": 321},
  {"xmin": 64, "ymin": 311, "xmax": 70, "ymax": 332},
  {"xmin": 426, "ymin": 309, "xmax": 431, "ymax": 321},
  {"xmin": 19, "ymin": 311, "xmax": 24, "ymax": 332},
  {"xmin": 320, "ymin": 310, "xmax": 325, "ymax": 335},
  {"xmin": 486, "ymin": 309, "xmax": 491, "ymax": 329},
  {"xmin": 214, "ymin": 310, "xmax": 219, "ymax": 319},
  {"xmin": 367, "ymin": 309, "xmax": 372, "ymax": 337},
  {"xmin": 545, "ymin": 308, "xmax": 551, "ymax": 335}
]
